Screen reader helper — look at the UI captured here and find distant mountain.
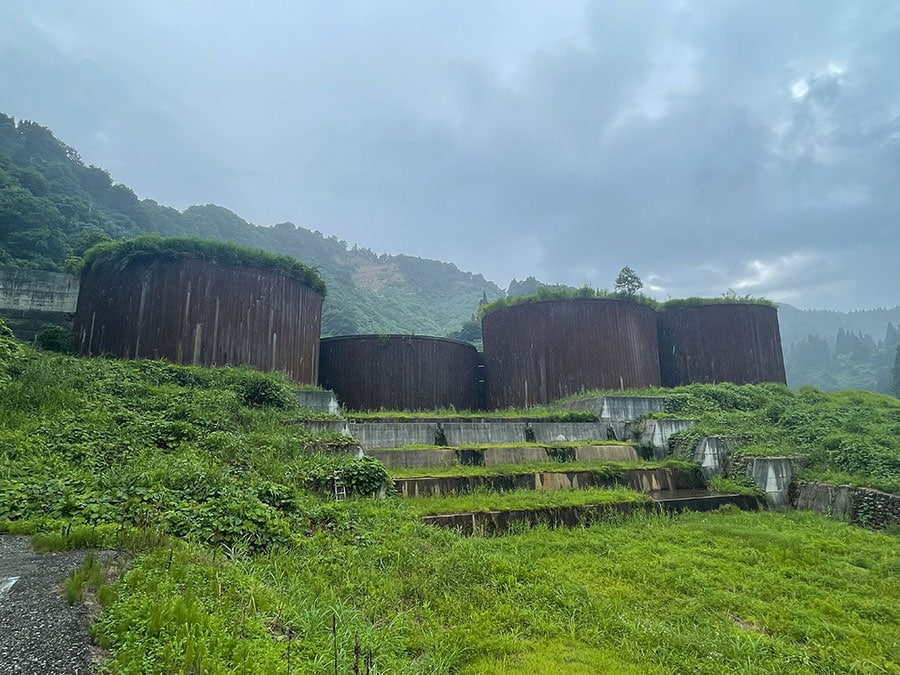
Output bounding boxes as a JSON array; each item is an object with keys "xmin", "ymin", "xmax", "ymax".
[{"xmin": 0, "ymin": 112, "xmax": 502, "ymax": 336}]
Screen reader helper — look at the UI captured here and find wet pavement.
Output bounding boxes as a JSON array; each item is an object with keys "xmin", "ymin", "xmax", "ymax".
[{"xmin": 0, "ymin": 536, "xmax": 99, "ymax": 675}]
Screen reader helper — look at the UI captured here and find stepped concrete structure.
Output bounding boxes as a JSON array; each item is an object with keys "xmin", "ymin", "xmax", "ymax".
[
  {"xmin": 349, "ymin": 420, "xmax": 608, "ymax": 450},
  {"xmin": 369, "ymin": 444, "xmax": 638, "ymax": 471}
]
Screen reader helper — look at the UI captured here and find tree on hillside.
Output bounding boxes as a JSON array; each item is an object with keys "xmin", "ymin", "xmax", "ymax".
[
  {"xmin": 892, "ymin": 344, "xmax": 900, "ymax": 397},
  {"xmin": 614, "ymin": 266, "xmax": 643, "ymax": 297}
]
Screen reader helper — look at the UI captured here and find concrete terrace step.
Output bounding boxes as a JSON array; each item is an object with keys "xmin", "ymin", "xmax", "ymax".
[
  {"xmin": 422, "ymin": 492, "xmax": 760, "ymax": 535},
  {"xmin": 395, "ymin": 467, "xmax": 703, "ymax": 497},
  {"xmin": 349, "ymin": 420, "xmax": 607, "ymax": 450},
  {"xmin": 563, "ymin": 395, "xmax": 667, "ymax": 420},
  {"xmin": 649, "ymin": 490, "xmax": 762, "ymax": 513},
  {"xmin": 369, "ymin": 444, "xmax": 638, "ymax": 470}
]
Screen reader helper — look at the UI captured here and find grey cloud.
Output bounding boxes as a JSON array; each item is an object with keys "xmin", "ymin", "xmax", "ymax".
[{"xmin": 1, "ymin": 0, "xmax": 898, "ymax": 309}]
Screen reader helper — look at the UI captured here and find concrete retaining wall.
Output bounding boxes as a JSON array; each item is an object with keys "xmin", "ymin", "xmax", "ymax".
[
  {"xmin": 371, "ymin": 444, "xmax": 637, "ymax": 471},
  {"xmin": 744, "ymin": 457, "xmax": 804, "ymax": 509},
  {"xmin": 294, "ymin": 419, "xmax": 351, "ymax": 436},
  {"xmin": 574, "ymin": 445, "xmax": 638, "ymax": 462},
  {"xmin": 423, "ymin": 501, "xmax": 646, "ymax": 535},
  {"xmin": 482, "ymin": 446, "xmax": 549, "ymax": 466},
  {"xmin": 792, "ymin": 482, "xmax": 900, "ymax": 530},
  {"xmin": 693, "ymin": 436, "xmax": 744, "ymax": 479},
  {"xmin": 566, "ymin": 396, "xmax": 667, "ymax": 421},
  {"xmin": 422, "ymin": 492, "xmax": 759, "ymax": 534},
  {"xmin": 294, "ymin": 390, "xmax": 341, "ymax": 414},
  {"xmin": 0, "ymin": 267, "xmax": 80, "ymax": 342},
  {"xmin": 368, "ymin": 448, "xmax": 459, "ymax": 470},
  {"xmin": 349, "ymin": 421, "xmax": 605, "ymax": 450},
  {"xmin": 395, "ymin": 467, "xmax": 703, "ymax": 497},
  {"xmin": 0, "ymin": 267, "xmax": 79, "ymax": 313},
  {"xmin": 639, "ymin": 419, "xmax": 697, "ymax": 459}
]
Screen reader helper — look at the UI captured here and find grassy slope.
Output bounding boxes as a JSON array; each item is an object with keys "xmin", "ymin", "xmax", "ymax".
[
  {"xmin": 1, "ymin": 328, "xmax": 898, "ymax": 673},
  {"xmin": 92, "ymin": 506, "xmax": 899, "ymax": 674}
]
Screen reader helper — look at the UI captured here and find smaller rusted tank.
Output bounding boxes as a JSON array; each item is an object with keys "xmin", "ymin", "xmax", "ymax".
[
  {"xmin": 657, "ymin": 302, "xmax": 786, "ymax": 386},
  {"xmin": 319, "ymin": 335, "xmax": 482, "ymax": 411},
  {"xmin": 481, "ymin": 298, "xmax": 661, "ymax": 408}
]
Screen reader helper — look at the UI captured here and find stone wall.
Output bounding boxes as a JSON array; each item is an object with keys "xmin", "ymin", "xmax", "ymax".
[{"xmin": 792, "ymin": 482, "xmax": 900, "ymax": 530}]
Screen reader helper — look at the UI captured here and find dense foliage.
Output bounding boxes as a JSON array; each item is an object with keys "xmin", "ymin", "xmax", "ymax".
[{"xmin": 0, "ymin": 346, "xmax": 388, "ymax": 552}]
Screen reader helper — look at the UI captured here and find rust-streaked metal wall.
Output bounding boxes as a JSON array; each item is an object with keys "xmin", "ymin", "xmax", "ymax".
[
  {"xmin": 75, "ymin": 258, "xmax": 323, "ymax": 383},
  {"xmin": 482, "ymin": 299, "xmax": 660, "ymax": 408},
  {"xmin": 657, "ymin": 303, "xmax": 786, "ymax": 386},
  {"xmin": 319, "ymin": 335, "xmax": 482, "ymax": 411}
]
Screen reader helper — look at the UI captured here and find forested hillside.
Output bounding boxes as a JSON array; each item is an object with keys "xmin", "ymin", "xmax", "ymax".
[
  {"xmin": 783, "ymin": 312, "xmax": 900, "ymax": 394},
  {"xmin": 0, "ymin": 113, "xmax": 501, "ymax": 336}
]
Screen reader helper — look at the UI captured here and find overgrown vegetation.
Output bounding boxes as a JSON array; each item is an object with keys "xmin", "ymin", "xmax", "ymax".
[
  {"xmin": 92, "ymin": 510, "xmax": 900, "ymax": 673},
  {"xmin": 2, "ymin": 321, "xmax": 899, "ymax": 672},
  {"xmin": 477, "ymin": 286, "xmax": 660, "ymax": 319},
  {"xmin": 649, "ymin": 383, "xmax": 900, "ymax": 493},
  {"xmin": 659, "ymin": 296, "xmax": 778, "ymax": 310},
  {"xmin": 477, "ymin": 286, "xmax": 777, "ymax": 321},
  {"xmin": 0, "ymin": 338, "xmax": 387, "ymax": 553},
  {"xmin": 80, "ymin": 235, "xmax": 326, "ymax": 295}
]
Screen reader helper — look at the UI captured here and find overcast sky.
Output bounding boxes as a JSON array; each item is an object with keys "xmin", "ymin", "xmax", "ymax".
[{"xmin": 1, "ymin": 1, "xmax": 898, "ymax": 310}]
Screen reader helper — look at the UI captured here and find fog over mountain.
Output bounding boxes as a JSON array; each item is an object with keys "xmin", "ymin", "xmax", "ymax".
[{"xmin": 1, "ymin": 1, "xmax": 898, "ymax": 310}]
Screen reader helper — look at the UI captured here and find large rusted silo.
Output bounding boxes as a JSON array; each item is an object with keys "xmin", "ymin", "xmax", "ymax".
[
  {"xmin": 319, "ymin": 335, "xmax": 483, "ymax": 411},
  {"xmin": 75, "ymin": 237, "xmax": 325, "ymax": 383},
  {"xmin": 481, "ymin": 298, "xmax": 660, "ymax": 408},
  {"xmin": 657, "ymin": 302, "xmax": 786, "ymax": 386}
]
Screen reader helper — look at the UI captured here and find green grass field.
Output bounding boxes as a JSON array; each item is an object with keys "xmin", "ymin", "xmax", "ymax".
[{"xmin": 89, "ymin": 506, "xmax": 899, "ymax": 674}]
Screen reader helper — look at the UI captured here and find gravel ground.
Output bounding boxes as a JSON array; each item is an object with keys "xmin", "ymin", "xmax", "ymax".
[{"xmin": 0, "ymin": 536, "xmax": 101, "ymax": 675}]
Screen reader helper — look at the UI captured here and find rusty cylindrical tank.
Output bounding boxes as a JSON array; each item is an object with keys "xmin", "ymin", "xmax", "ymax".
[
  {"xmin": 657, "ymin": 302, "xmax": 786, "ymax": 387},
  {"xmin": 75, "ymin": 243, "xmax": 324, "ymax": 383},
  {"xmin": 481, "ymin": 298, "xmax": 660, "ymax": 409},
  {"xmin": 319, "ymin": 335, "xmax": 482, "ymax": 411}
]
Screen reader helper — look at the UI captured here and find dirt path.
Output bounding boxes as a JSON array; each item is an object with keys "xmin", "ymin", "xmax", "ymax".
[{"xmin": 0, "ymin": 536, "xmax": 98, "ymax": 674}]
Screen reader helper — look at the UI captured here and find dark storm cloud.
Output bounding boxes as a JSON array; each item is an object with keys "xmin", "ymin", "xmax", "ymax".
[{"xmin": 1, "ymin": 0, "xmax": 897, "ymax": 309}]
